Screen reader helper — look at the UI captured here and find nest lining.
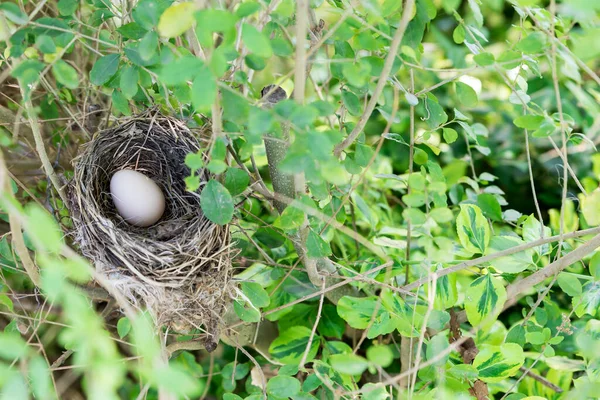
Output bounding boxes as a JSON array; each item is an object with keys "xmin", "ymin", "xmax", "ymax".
[{"xmin": 69, "ymin": 110, "xmax": 232, "ymax": 343}]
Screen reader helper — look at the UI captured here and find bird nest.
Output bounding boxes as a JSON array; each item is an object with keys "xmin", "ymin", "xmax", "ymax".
[{"xmin": 68, "ymin": 110, "xmax": 232, "ymax": 350}]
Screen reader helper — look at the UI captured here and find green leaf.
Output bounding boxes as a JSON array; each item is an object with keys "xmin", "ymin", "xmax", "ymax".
[
  {"xmin": 117, "ymin": 22, "xmax": 148, "ymax": 40},
  {"xmin": 0, "ymin": 3, "xmax": 27, "ymax": 24},
  {"xmin": 516, "ymin": 32, "xmax": 547, "ymax": 53},
  {"xmin": 158, "ymin": 56, "xmax": 203, "ymax": 85},
  {"xmin": 456, "ymin": 82, "xmax": 478, "ymax": 108},
  {"xmin": 132, "ymin": 0, "xmax": 168, "ymax": 29},
  {"xmin": 557, "ymin": 273, "xmax": 582, "ymax": 297},
  {"xmin": 413, "ymin": 148, "xmax": 428, "ymax": 165},
  {"xmin": 329, "ymin": 354, "xmax": 369, "ymax": 375},
  {"xmin": 267, "ymin": 376, "xmax": 301, "ymax": 398},
  {"xmin": 434, "ymin": 271, "xmax": 458, "ymax": 309},
  {"xmin": 590, "ymin": 252, "xmax": 600, "ymax": 281},
  {"xmin": 456, "ymin": 204, "xmax": 490, "ymax": 254},
  {"xmin": 236, "ymin": 1, "xmax": 261, "ymax": 17},
  {"xmin": 453, "ymin": 24, "xmax": 465, "ymax": 44},
  {"xmin": 195, "ymin": 9, "xmax": 238, "ymax": 47},
  {"xmin": 342, "ymin": 90, "xmax": 361, "ymax": 116},
  {"xmin": 505, "ymin": 324, "xmax": 526, "ymax": 346},
  {"xmin": 52, "ymin": 60, "xmax": 79, "ymax": 89},
  {"xmin": 513, "ymin": 115, "xmax": 544, "ymax": 130},
  {"xmin": 0, "ymin": 294, "xmax": 13, "ymax": 311},
  {"xmin": 139, "ymin": 31, "xmax": 159, "ymax": 61},
  {"xmin": 426, "ymin": 333, "xmax": 449, "ymax": 367},
  {"xmin": 366, "ymin": 345, "xmax": 394, "ymax": 368},
  {"xmin": 422, "ymin": 97, "xmax": 448, "ymax": 128},
  {"xmin": 355, "ymin": 144, "xmax": 374, "ymax": 167},
  {"xmin": 472, "ymin": 343, "xmax": 524, "ymax": 383},
  {"xmin": 465, "ymin": 274, "xmax": 507, "ymax": 329},
  {"xmin": 582, "ymin": 189, "xmax": 600, "ymax": 226},
  {"xmin": 24, "ymin": 203, "xmax": 63, "ymax": 253},
  {"xmin": 191, "ymin": 66, "xmax": 217, "ymax": 112},
  {"xmin": 342, "ymin": 61, "xmax": 371, "ymax": 87},
  {"xmin": 35, "ymin": 35, "xmax": 56, "ymax": 54},
  {"xmin": 269, "ymin": 326, "xmax": 319, "ymax": 364},
  {"xmin": 306, "ymin": 229, "xmax": 332, "ymax": 258},
  {"xmin": 474, "ymin": 52, "xmax": 495, "ymax": 66},
  {"xmin": 90, "ymin": 54, "xmax": 120, "ymax": 86},
  {"xmin": 443, "ymin": 127, "xmax": 458, "ymax": 143},
  {"xmin": 152, "ymin": 365, "xmax": 201, "ymax": 397},
  {"xmin": 522, "ymin": 215, "xmax": 551, "ymax": 255},
  {"xmin": 317, "ymin": 304, "xmax": 345, "ymax": 339},
  {"xmin": 277, "ymin": 205, "xmax": 304, "ymax": 230},
  {"xmin": 185, "ymin": 152, "xmax": 204, "ymax": 172},
  {"xmin": 200, "ymin": 180, "xmax": 234, "ymax": 225},
  {"xmin": 157, "ymin": 2, "xmax": 196, "ymax": 38},
  {"xmin": 477, "ymin": 193, "xmax": 502, "ymax": 221},
  {"xmin": 241, "ymin": 281, "xmax": 270, "ymax": 308},
  {"xmin": 337, "ymin": 296, "xmax": 379, "ymax": 329},
  {"xmin": 120, "ymin": 66, "xmax": 139, "ymax": 99},
  {"xmin": 112, "ymin": 90, "xmax": 131, "ymax": 116},
  {"xmin": 28, "ymin": 356, "xmax": 53, "ymax": 400},
  {"xmin": 272, "ymin": 37, "xmax": 293, "ymax": 57},
  {"xmin": 448, "ymin": 364, "xmax": 479, "ymax": 381},
  {"xmin": 0, "ymin": 332, "xmax": 28, "ymax": 360},
  {"xmin": 222, "ymin": 90, "xmax": 249, "ymax": 125},
  {"xmin": 486, "ymin": 236, "xmax": 533, "ymax": 274},
  {"xmin": 525, "ymin": 331, "xmax": 545, "ymax": 345},
  {"xmin": 242, "ymin": 23, "xmax": 272, "ymax": 58},
  {"xmin": 221, "ymin": 362, "xmax": 249, "ymax": 390},
  {"xmin": 117, "ymin": 317, "xmax": 131, "ymax": 339},
  {"xmin": 58, "ymin": 0, "xmax": 78, "ymax": 15},
  {"xmin": 224, "ymin": 168, "xmax": 249, "ymax": 196},
  {"xmin": 233, "ymin": 300, "xmax": 260, "ymax": 322}
]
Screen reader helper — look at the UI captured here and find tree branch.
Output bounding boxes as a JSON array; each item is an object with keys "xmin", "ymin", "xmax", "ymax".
[
  {"xmin": 333, "ymin": 0, "xmax": 415, "ymax": 158},
  {"xmin": 505, "ymin": 233, "xmax": 600, "ymax": 307}
]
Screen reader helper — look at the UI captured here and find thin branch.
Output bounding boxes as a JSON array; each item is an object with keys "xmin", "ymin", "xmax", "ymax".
[
  {"xmin": 505, "ymin": 233, "xmax": 600, "ymax": 307},
  {"xmin": 299, "ymin": 279, "xmax": 325, "ymax": 368},
  {"xmin": 23, "ymin": 99, "xmax": 67, "ymax": 205},
  {"xmin": 333, "ymin": 0, "xmax": 416, "ymax": 157},
  {"xmin": 402, "ymin": 226, "xmax": 600, "ymax": 291},
  {"xmin": 518, "ymin": 366, "xmax": 563, "ymax": 393}
]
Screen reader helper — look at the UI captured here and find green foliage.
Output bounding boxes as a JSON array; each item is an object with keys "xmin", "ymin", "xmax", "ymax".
[
  {"xmin": 2, "ymin": 0, "xmax": 600, "ymax": 398},
  {"xmin": 200, "ymin": 180, "xmax": 234, "ymax": 225}
]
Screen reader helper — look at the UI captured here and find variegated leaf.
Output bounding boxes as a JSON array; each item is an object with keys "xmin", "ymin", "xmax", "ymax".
[
  {"xmin": 473, "ymin": 343, "xmax": 524, "ymax": 383},
  {"xmin": 456, "ymin": 204, "xmax": 490, "ymax": 254},
  {"xmin": 465, "ymin": 274, "xmax": 506, "ymax": 329}
]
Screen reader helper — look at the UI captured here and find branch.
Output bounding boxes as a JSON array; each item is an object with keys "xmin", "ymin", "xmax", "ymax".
[
  {"xmin": 519, "ymin": 366, "xmax": 563, "ymax": 393},
  {"xmin": 333, "ymin": 0, "xmax": 416, "ymax": 157},
  {"xmin": 402, "ymin": 226, "xmax": 600, "ymax": 291},
  {"xmin": 449, "ymin": 309, "xmax": 489, "ymax": 400},
  {"xmin": 260, "ymin": 85, "xmax": 295, "ymax": 214},
  {"xmin": 260, "ymin": 86, "xmax": 361, "ymax": 304},
  {"xmin": 23, "ymin": 99, "xmax": 67, "ymax": 205},
  {"xmin": 505, "ymin": 233, "xmax": 600, "ymax": 307}
]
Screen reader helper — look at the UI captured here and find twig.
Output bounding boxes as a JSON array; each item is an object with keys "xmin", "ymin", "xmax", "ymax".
[
  {"xmin": 333, "ymin": 0, "xmax": 415, "ymax": 157},
  {"xmin": 166, "ymin": 340, "xmax": 206, "ymax": 356},
  {"xmin": 505, "ymin": 233, "xmax": 600, "ymax": 307},
  {"xmin": 23, "ymin": 99, "xmax": 67, "ymax": 205},
  {"xmin": 299, "ymin": 279, "xmax": 326, "ymax": 368},
  {"xmin": 8, "ymin": 214, "xmax": 41, "ymax": 287},
  {"xmin": 402, "ymin": 226, "xmax": 600, "ymax": 291},
  {"xmin": 518, "ymin": 366, "xmax": 563, "ymax": 393}
]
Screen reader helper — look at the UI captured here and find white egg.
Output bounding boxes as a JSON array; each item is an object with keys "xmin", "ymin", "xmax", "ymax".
[{"xmin": 110, "ymin": 169, "xmax": 166, "ymax": 227}]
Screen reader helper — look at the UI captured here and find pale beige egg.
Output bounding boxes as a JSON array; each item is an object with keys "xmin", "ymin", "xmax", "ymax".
[{"xmin": 110, "ymin": 169, "xmax": 166, "ymax": 227}]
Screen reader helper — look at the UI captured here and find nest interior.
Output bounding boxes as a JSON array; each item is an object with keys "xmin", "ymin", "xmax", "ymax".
[{"xmin": 69, "ymin": 111, "xmax": 231, "ymax": 347}]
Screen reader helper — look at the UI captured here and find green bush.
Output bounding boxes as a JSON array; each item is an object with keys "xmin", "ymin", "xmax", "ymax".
[{"xmin": 1, "ymin": 0, "xmax": 600, "ymax": 398}]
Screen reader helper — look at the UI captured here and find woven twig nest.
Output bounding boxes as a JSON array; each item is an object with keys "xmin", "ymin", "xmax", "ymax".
[{"xmin": 68, "ymin": 109, "xmax": 232, "ymax": 350}]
